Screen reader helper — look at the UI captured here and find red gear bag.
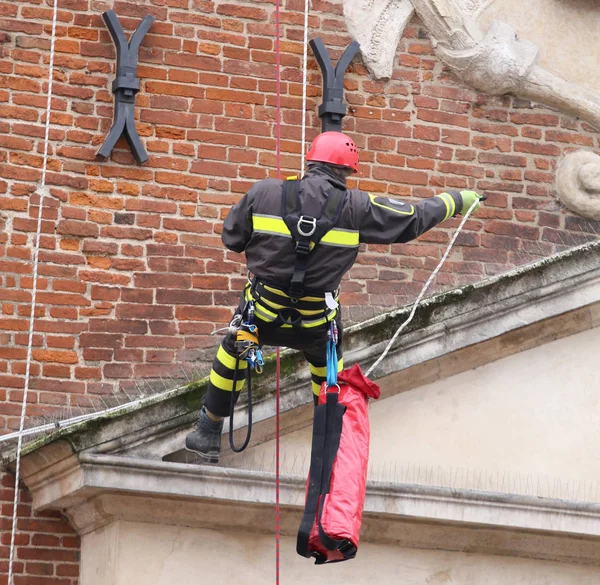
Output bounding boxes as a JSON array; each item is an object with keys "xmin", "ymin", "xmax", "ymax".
[{"xmin": 296, "ymin": 363, "xmax": 380, "ymax": 564}]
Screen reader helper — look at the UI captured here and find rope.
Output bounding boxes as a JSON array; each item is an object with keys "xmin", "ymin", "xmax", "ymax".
[
  {"xmin": 275, "ymin": 0, "xmax": 282, "ymax": 583},
  {"xmin": 366, "ymin": 199, "xmax": 480, "ymax": 378},
  {"xmin": 8, "ymin": 0, "xmax": 59, "ymax": 582},
  {"xmin": 300, "ymin": 0, "xmax": 309, "ymax": 176}
]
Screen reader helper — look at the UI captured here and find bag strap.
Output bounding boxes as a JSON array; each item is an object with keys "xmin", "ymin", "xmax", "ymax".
[
  {"xmin": 297, "ymin": 391, "xmax": 352, "ymax": 564},
  {"xmin": 281, "ymin": 179, "xmax": 346, "ymax": 298}
]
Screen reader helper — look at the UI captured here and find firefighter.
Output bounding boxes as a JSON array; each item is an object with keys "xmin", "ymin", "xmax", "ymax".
[{"xmin": 185, "ymin": 131, "xmax": 483, "ymax": 462}]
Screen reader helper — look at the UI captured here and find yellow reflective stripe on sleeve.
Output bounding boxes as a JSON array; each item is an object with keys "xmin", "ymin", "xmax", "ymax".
[
  {"xmin": 252, "ymin": 214, "xmax": 292, "ymax": 238},
  {"xmin": 312, "ymin": 381, "xmax": 322, "ymax": 396},
  {"xmin": 368, "ymin": 194, "xmax": 414, "ymax": 216},
  {"xmin": 210, "ymin": 370, "xmax": 246, "ymax": 392},
  {"xmin": 217, "ymin": 345, "xmax": 247, "ymax": 371},
  {"xmin": 436, "ymin": 192, "xmax": 455, "ymax": 221}
]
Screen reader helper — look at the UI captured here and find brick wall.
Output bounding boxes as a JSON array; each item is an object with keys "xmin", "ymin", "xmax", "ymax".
[
  {"xmin": 1, "ymin": 0, "xmax": 600, "ymax": 582},
  {"xmin": 0, "ymin": 474, "xmax": 79, "ymax": 585}
]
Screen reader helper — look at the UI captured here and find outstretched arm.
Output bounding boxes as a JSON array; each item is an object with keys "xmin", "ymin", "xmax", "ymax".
[{"xmin": 359, "ymin": 190, "xmax": 478, "ymax": 245}]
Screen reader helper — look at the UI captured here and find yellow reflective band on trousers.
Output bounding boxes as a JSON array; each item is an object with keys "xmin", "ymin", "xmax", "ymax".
[
  {"xmin": 310, "ymin": 357, "xmax": 344, "ymax": 396},
  {"xmin": 216, "ymin": 345, "xmax": 247, "ymax": 371},
  {"xmin": 309, "ymin": 360, "xmax": 343, "ymax": 378},
  {"xmin": 209, "ymin": 370, "xmax": 247, "ymax": 392},
  {"xmin": 436, "ymin": 192, "xmax": 456, "ymax": 221},
  {"xmin": 252, "ymin": 214, "xmax": 359, "ymax": 248}
]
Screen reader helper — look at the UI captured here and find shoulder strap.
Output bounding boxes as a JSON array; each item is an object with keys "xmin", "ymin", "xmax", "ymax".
[{"xmin": 281, "ymin": 179, "xmax": 347, "ymax": 298}]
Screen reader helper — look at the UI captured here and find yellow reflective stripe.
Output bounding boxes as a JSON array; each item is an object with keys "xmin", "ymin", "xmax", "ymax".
[
  {"xmin": 368, "ymin": 194, "xmax": 414, "ymax": 216},
  {"xmin": 438, "ymin": 194, "xmax": 451, "ymax": 221},
  {"xmin": 254, "ymin": 303, "xmax": 277, "ymax": 321},
  {"xmin": 309, "ymin": 359, "xmax": 343, "ymax": 378},
  {"xmin": 217, "ymin": 345, "xmax": 247, "ymax": 371},
  {"xmin": 301, "ymin": 308, "xmax": 338, "ymax": 328},
  {"xmin": 259, "ymin": 294, "xmax": 323, "ymax": 315},
  {"xmin": 312, "ymin": 381, "xmax": 322, "ymax": 396},
  {"xmin": 436, "ymin": 192, "xmax": 455, "ymax": 221},
  {"xmin": 263, "ymin": 284, "xmax": 290, "ymax": 297},
  {"xmin": 310, "ymin": 364, "xmax": 327, "ymax": 377},
  {"xmin": 253, "ymin": 216, "xmax": 358, "ymax": 248},
  {"xmin": 255, "ymin": 295, "xmax": 287, "ymax": 311},
  {"xmin": 253, "ymin": 214, "xmax": 291, "ymax": 237},
  {"xmin": 263, "ymin": 284, "xmax": 327, "ymax": 303},
  {"xmin": 296, "ymin": 308, "xmax": 328, "ymax": 316},
  {"xmin": 210, "ymin": 370, "xmax": 246, "ymax": 392},
  {"xmin": 320, "ymin": 228, "xmax": 359, "ymax": 247}
]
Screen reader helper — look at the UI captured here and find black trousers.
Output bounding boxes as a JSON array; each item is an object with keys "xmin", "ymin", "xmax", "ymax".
[{"xmin": 203, "ymin": 287, "xmax": 344, "ymax": 418}]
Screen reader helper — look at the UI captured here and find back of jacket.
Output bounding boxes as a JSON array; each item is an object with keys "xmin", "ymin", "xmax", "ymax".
[{"xmin": 222, "ymin": 166, "xmax": 462, "ymax": 293}]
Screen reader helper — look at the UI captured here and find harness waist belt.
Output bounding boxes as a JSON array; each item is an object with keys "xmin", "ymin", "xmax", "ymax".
[{"xmin": 251, "ymin": 278, "xmax": 339, "ymax": 311}]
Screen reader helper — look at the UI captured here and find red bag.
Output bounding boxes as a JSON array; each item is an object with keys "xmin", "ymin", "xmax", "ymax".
[{"xmin": 296, "ymin": 364, "xmax": 380, "ymax": 564}]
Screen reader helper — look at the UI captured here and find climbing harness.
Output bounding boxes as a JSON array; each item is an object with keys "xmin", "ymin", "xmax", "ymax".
[
  {"xmin": 281, "ymin": 178, "xmax": 347, "ymax": 299},
  {"xmin": 228, "ymin": 300, "xmax": 264, "ymax": 453}
]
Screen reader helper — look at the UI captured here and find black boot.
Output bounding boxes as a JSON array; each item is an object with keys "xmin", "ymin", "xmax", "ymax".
[{"xmin": 185, "ymin": 406, "xmax": 223, "ymax": 463}]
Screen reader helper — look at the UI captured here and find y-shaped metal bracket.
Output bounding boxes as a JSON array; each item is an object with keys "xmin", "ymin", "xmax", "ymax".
[
  {"xmin": 309, "ymin": 38, "xmax": 361, "ymax": 133},
  {"xmin": 96, "ymin": 9, "xmax": 154, "ymax": 165}
]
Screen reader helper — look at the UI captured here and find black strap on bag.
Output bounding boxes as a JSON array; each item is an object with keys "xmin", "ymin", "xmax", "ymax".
[
  {"xmin": 297, "ymin": 391, "xmax": 356, "ymax": 564},
  {"xmin": 281, "ymin": 179, "xmax": 346, "ymax": 299}
]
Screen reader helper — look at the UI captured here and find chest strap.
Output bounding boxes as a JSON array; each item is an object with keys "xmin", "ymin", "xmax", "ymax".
[{"xmin": 281, "ymin": 179, "xmax": 347, "ymax": 299}]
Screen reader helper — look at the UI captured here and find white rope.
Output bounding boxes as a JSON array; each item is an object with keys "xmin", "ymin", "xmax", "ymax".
[
  {"xmin": 8, "ymin": 0, "xmax": 58, "ymax": 581},
  {"xmin": 300, "ymin": 0, "xmax": 309, "ymax": 176},
  {"xmin": 366, "ymin": 199, "xmax": 480, "ymax": 378}
]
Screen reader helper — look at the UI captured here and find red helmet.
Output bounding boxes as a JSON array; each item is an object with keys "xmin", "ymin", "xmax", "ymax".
[{"xmin": 306, "ymin": 131, "xmax": 359, "ymax": 173}]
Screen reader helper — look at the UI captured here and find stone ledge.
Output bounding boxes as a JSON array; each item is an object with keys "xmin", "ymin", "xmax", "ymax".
[{"xmin": 28, "ymin": 452, "xmax": 600, "ymax": 565}]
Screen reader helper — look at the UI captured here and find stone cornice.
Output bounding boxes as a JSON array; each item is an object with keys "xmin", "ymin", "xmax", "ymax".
[{"xmin": 26, "ymin": 452, "xmax": 600, "ymax": 564}]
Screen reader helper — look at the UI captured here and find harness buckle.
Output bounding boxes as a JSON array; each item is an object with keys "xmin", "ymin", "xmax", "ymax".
[
  {"xmin": 295, "ymin": 240, "xmax": 311, "ymax": 255},
  {"xmin": 297, "ymin": 215, "xmax": 317, "ymax": 237}
]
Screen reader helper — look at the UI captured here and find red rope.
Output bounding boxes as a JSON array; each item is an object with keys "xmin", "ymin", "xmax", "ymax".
[{"xmin": 275, "ymin": 0, "xmax": 281, "ymax": 583}]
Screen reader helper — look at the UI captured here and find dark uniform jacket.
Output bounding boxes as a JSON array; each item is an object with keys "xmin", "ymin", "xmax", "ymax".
[{"xmin": 222, "ymin": 166, "xmax": 463, "ymax": 293}]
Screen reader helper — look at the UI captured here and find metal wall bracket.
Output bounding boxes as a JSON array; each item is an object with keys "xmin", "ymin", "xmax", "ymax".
[
  {"xmin": 309, "ymin": 38, "xmax": 360, "ymax": 133},
  {"xmin": 96, "ymin": 9, "xmax": 154, "ymax": 165}
]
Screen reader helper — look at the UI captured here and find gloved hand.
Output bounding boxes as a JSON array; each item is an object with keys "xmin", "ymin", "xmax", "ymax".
[{"xmin": 459, "ymin": 190, "xmax": 484, "ymax": 215}]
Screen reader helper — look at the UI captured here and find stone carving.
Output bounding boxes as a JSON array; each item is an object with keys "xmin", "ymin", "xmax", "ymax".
[
  {"xmin": 435, "ymin": 20, "xmax": 537, "ymax": 95},
  {"xmin": 343, "ymin": 0, "xmax": 600, "ymax": 129},
  {"xmin": 343, "ymin": 0, "xmax": 414, "ymax": 80},
  {"xmin": 556, "ymin": 151, "xmax": 600, "ymax": 221}
]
